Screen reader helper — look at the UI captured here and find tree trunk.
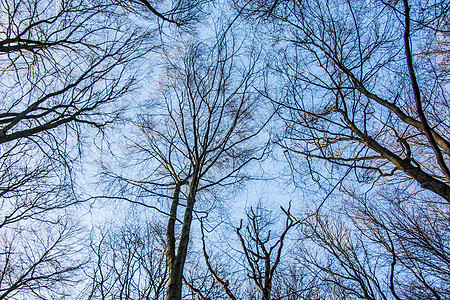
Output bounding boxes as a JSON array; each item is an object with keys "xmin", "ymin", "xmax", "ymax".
[
  {"xmin": 165, "ymin": 172, "xmax": 200, "ymax": 300},
  {"xmin": 166, "ymin": 268, "xmax": 183, "ymax": 300},
  {"xmin": 166, "ymin": 182, "xmax": 183, "ymax": 300}
]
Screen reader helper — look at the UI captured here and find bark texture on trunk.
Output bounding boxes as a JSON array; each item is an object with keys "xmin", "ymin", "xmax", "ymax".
[
  {"xmin": 165, "ymin": 171, "xmax": 200, "ymax": 300},
  {"xmin": 166, "ymin": 182, "xmax": 183, "ymax": 300}
]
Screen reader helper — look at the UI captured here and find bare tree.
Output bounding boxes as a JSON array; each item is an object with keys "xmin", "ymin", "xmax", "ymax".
[
  {"xmin": 237, "ymin": 0, "xmax": 450, "ymax": 201},
  {"xmin": 236, "ymin": 205, "xmax": 296, "ymax": 300},
  {"xmin": 83, "ymin": 218, "xmax": 168, "ymax": 300},
  {"xmin": 0, "ymin": 0, "xmax": 151, "ymax": 236},
  {"xmin": 233, "ymin": 0, "xmax": 450, "ymax": 299},
  {"xmin": 182, "ymin": 204, "xmax": 301, "ymax": 300},
  {"xmin": 104, "ymin": 31, "xmax": 269, "ymax": 300},
  {"xmin": 0, "ymin": 0, "xmax": 208, "ymax": 297},
  {"xmin": 0, "ymin": 217, "xmax": 86, "ymax": 299},
  {"xmin": 293, "ymin": 192, "xmax": 450, "ymax": 300},
  {"xmin": 0, "ymin": 0, "xmax": 142, "ymax": 297}
]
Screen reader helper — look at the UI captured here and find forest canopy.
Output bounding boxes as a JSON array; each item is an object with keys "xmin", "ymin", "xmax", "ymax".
[{"xmin": 0, "ymin": 0, "xmax": 449, "ymax": 299}]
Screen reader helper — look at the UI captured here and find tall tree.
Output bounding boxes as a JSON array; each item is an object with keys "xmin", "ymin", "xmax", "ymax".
[
  {"xmin": 104, "ymin": 32, "xmax": 269, "ymax": 300},
  {"xmin": 0, "ymin": 0, "xmax": 140, "ymax": 296},
  {"xmin": 235, "ymin": 0, "xmax": 450, "ymax": 298},
  {"xmin": 237, "ymin": 0, "xmax": 450, "ymax": 201},
  {"xmin": 0, "ymin": 0, "xmax": 205, "ymax": 297}
]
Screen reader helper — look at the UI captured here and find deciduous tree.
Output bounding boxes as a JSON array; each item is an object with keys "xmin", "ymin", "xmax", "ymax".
[
  {"xmin": 0, "ymin": 0, "xmax": 203, "ymax": 297},
  {"xmin": 84, "ymin": 219, "xmax": 168, "ymax": 299},
  {"xmin": 104, "ymin": 32, "xmax": 269, "ymax": 300},
  {"xmin": 237, "ymin": 0, "xmax": 450, "ymax": 201},
  {"xmin": 235, "ymin": 0, "xmax": 450, "ymax": 299}
]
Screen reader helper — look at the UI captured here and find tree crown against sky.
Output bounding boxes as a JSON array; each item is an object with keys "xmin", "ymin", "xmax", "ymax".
[
  {"xmin": 239, "ymin": 0, "xmax": 450, "ymax": 202},
  {"xmin": 233, "ymin": 1, "xmax": 450, "ymax": 298},
  {"xmin": 1, "ymin": 0, "xmax": 449, "ymax": 299},
  {"xmin": 0, "ymin": 0, "xmax": 207, "ymax": 298},
  {"xmin": 98, "ymin": 28, "xmax": 273, "ymax": 299}
]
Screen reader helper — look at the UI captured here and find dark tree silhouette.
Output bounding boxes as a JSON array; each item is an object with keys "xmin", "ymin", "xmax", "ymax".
[
  {"xmin": 84, "ymin": 219, "xmax": 168, "ymax": 299},
  {"xmin": 0, "ymin": 0, "xmax": 205, "ymax": 297},
  {"xmin": 237, "ymin": 0, "xmax": 450, "ymax": 201},
  {"xmin": 103, "ymin": 32, "xmax": 269, "ymax": 300},
  {"xmin": 235, "ymin": 0, "xmax": 450, "ymax": 299}
]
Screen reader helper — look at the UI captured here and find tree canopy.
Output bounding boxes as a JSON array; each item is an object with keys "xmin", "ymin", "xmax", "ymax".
[{"xmin": 1, "ymin": 0, "xmax": 449, "ymax": 299}]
